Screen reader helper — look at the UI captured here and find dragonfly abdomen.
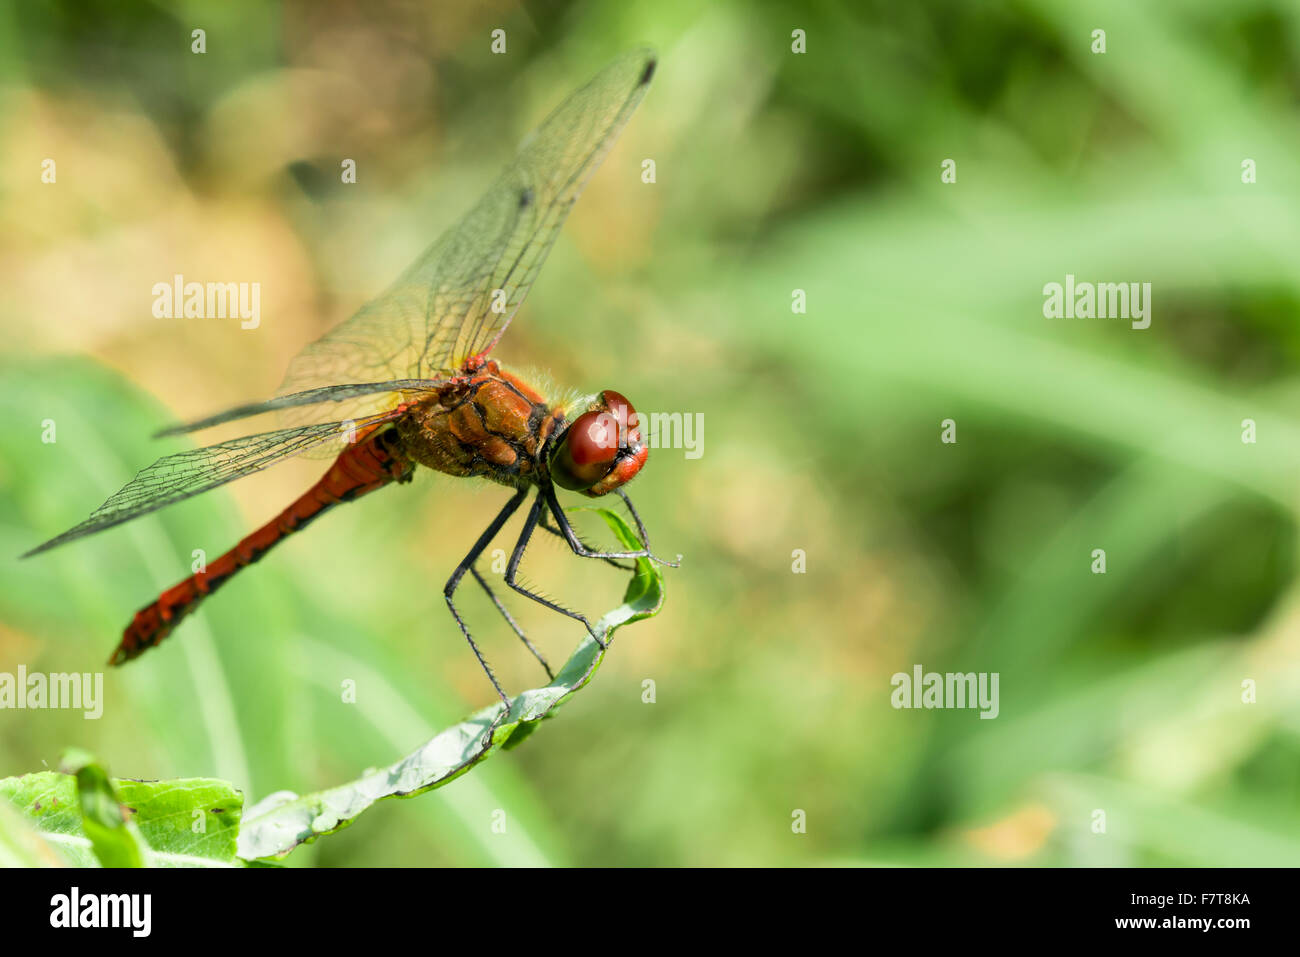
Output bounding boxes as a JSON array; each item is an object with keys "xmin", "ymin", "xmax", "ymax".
[{"xmin": 110, "ymin": 429, "xmax": 414, "ymax": 665}]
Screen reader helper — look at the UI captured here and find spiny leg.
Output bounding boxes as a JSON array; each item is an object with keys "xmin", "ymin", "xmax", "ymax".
[
  {"xmin": 614, "ymin": 488, "xmax": 653, "ymax": 553},
  {"xmin": 506, "ymin": 491, "xmax": 608, "ymax": 648},
  {"xmin": 470, "ymin": 564, "xmax": 554, "ymax": 680},
  {"xmin": 544, "ymin": 485, "xmax": 679, "ymax": 566},
  {"xmin": 444, "ymin": 487, "xmax": 528, "ymax": 709},
  {"xmin": 539, "ymin": 510, "xmax": 633, "ymax": 571},
  {"xmin": 537, "ymin": 487, "xmax": 664, "ymax": 572}
]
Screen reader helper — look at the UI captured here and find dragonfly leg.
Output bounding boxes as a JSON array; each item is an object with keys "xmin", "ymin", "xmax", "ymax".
[
  {"xmin": 544, "ymin": 485, "xmax": 680, "ymax": 567},
  {"xmin": 614, "ymin": 488, "xmax": 652, "ymax": 552},
  {"xmin": 505, "ymin": 491, "xmax": 608, "ymax": 648},
  {"xmin": 538, "ymin": 510, "xmax": 633, "ymax": 571},
  {"xmin": 444, "ymin": 487, "xmax": 529, "ymax": 710},
  {"xmin": 470, "ymin": 565, "xmax": 554, "ymax": 681}
]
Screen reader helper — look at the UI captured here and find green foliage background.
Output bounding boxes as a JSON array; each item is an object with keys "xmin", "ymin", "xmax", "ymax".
[{"xmin": 2, "ymin": 0, "xmax": 1299, "ymax": 865}]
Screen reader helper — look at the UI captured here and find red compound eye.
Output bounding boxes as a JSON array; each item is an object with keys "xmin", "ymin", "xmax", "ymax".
[
  {"xmin": 549, "ymin": 391, "xmax": 644, "ymax": 492},
  {"xmin": 551, "ymin": 409, "xmax": 619, "ymax": 490}
]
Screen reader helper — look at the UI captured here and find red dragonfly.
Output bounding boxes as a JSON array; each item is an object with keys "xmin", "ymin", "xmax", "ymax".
[{"xmin": 24, "ymin": 49, "xmax": 674, "ymax": 708}]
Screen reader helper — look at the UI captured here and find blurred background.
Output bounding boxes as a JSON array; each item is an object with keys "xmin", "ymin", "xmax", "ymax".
[{"xmin": 3, "ymin": 0, "xmax": 1300, "ymax": 866}]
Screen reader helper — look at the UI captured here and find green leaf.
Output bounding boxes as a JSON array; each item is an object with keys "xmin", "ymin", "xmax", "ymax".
[
  {"xmin": 0, "ymin": 799, "xmax": 66, "ymax": 867},
  {"xmin": 237, "ymin": 505, "xmax": 666, "ymax": 861},
  {"xmin": 0, "ymin": 757, "xmax": 245, "ymax": 867},
  {"xmin": 0, "ymin": 508, "xmax": 664, "ymax": 866},
  {"xmin": 0, "ymin": 770, "xmax": 99, "ymax": 867},
  {"xmin": 112, "ymin": 779, "xmax": 244, "ymax": 866},
  {"xmin": 62, "ymin": 748, "xmax": 146, "ymax": 867}
]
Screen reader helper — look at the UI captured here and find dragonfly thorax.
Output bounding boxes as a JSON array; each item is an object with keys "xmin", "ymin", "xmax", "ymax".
[
  {"xmin": 393, "ymin": 371, "xmax": 646, "ymax": 496},
  {"xmin": 393, "ymin": 361, "xmax": 563, "ymax": 488}
]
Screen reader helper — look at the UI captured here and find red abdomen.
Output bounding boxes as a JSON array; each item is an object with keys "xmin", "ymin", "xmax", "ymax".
[{"xmin": 112, "ymin": 429, "xmax": 412, "ymax": 664}]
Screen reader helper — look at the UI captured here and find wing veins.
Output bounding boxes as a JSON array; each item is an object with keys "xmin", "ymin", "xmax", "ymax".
[
  {"xmin": 153, "ymin": 380, "xmax": 444, "ymax": 437},
  {"xmin": 23, "ymin": 413, "xmax": 397, "ymax": 557}
]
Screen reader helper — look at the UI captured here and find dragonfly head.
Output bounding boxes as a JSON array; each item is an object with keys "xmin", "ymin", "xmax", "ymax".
[{"xmin": 549, "ymin": 390, "xmax": 647, "ymax": 497}]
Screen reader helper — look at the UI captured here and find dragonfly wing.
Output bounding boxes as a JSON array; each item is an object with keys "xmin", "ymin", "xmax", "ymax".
[
  {"xmin": 276, "ymin": 49, "xmax": 656, "ymax": 415},
  {"xmin": 153, "ymin": 379, "xmax": 445, "ymax": 437},
  {"xmin": 22, "ymin": 414, "xmax": 397, "ymax": 558}
]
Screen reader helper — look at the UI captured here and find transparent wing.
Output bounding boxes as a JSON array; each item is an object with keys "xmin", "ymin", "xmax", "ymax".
[
  {"xmin": 152, "ymin": 379, "xmax": 445, "ymax": 437},
  {"xmin": 22, "ymin": 414, "xmax": 397, "ymax": 557},
  {"xmin": 275, "ymin": 48, "xmax": 656, "ymax": 427}
]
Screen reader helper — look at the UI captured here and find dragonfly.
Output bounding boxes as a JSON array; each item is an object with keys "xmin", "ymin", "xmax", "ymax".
[{"xmin": 23, "ymin": 49, "xmax": 676, "ymax": 709}]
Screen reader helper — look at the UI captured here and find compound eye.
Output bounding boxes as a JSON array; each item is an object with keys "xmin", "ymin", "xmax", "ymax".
[
  {"xmin": 550, "ymin": 409, "xmax": 619, "ymax": 490},
  {"xmin": 601, "ymin": 390, "xmax": 644, "ymax": 448}
]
